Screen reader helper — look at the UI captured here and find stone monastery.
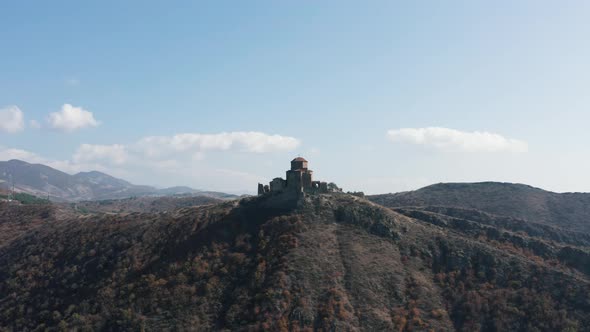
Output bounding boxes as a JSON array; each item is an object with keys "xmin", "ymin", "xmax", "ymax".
[{"xmin": 257, "ymin": 157, "xmax": 329, "ymax": 195}]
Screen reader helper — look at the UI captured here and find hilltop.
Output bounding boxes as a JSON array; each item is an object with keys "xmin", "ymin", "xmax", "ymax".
[
  {"xmin": 369, "ymin": 182, "xmax": 590, "ymax": 234},
  {"xmin": 1, "ymin": 192, "xmax": 589, "ymax": 331}
]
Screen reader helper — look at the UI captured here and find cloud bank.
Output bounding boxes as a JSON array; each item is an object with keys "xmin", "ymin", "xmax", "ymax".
[
  {"xmin": 48, "ymin": 104, "xmax": 100, "ymax": 132},
  {"xmin": 2, "ymin": 131, "xmax": 299, "ymax": 168},
  {"xmin": 0, "ymin": 106, "xmax": 25, "ymax": 133},
  {"xmin": 387, "ymin": 127, "xmax": 528, "ymax": 153},
  {"xmin": 0, "ymin": 147, "xmax": 43, "ymax": 163},
  {"xmin": 74, "ymin": 144, "xmax": 128, "ymax": 165},
  {"xmin": 136, "ymin": 132, "xmax": 301, "ymax": 158}
]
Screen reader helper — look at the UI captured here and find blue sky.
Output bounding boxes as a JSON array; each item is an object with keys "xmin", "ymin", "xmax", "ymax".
[{"xmin": 1, "ymin": 1, "xmax": 590, "ymax": 194}]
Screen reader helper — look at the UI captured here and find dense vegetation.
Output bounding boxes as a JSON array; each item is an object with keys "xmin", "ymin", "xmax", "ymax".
[
  {"xmin": 0, "ymin": 202, "xmax": 55, "ymax": 247},
  {"xmin": 1, "ymin": 193, "xmax": 589, "ymax": 331},
  {"xmin": 69, "ymin": 195, "xmax": 223, "ymax": 214}
]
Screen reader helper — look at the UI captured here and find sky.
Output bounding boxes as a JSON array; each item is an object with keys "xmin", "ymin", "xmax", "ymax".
[{"xmin": 1, "ymin": 1, "xmax": 590, "ymax": 194}]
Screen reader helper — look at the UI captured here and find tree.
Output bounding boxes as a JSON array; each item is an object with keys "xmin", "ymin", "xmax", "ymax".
[{"xmin": 327, "ymin": 182, "xmax": 341, "ymax": 192}]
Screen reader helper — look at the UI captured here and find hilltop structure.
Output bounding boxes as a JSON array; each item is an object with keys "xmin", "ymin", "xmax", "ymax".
[{"xmin": 258, "ymin": 157, "xmax": 329, "ymax": 195}]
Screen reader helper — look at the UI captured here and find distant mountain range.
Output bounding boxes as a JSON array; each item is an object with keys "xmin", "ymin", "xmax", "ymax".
[
  {"xmin": 368, "ymin": 181, "xmax": 590, "ymax": 233},
  {"xmin": 0, "ymin": 159, "xmax": 236, "ymax": 201}
]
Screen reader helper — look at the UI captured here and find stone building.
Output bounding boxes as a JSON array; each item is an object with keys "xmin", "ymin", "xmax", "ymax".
[{"xmin": 258, "ymin": 157, "xmax": 329, "ymax": 195}]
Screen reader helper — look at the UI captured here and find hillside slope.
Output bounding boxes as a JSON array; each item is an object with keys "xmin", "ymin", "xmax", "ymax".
[
  {"xmin": 1, "ymin": 193, "xmax": 589, "ymax": 331},
  {"xmin": 0, "ymin": 196, "xmax": 227, "ymax": 250},
  {"xmin": 369, "ymin": 182, "xmax": 590, "ymax": 233},
  {"xmin": 68, "ymin": 195, "xmax": 224, "ymax": 214}
]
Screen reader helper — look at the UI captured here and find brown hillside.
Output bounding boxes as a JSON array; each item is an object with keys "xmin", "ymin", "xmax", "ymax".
[{"xmin": 1, "ymin": 193, "xmax": 589, "ymax": 331}]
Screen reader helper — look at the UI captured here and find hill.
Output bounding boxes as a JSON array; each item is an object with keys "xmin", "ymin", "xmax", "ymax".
[
  {"xmin": 1, "ymin": 192, "xmax": 589, "ymax": 331},
  {"xmin": 0, "ymin": 160, "xmax": 236, "ymax": 201},
  {"xmin": 68, "ymin": 195, "xmax": 225, "ymax": 214},
  {"xmin": 72, "ymin": 171, "xmax": 156, "ymax": 199},
  {"xmin": 0, "ymin": 195, "xmax": 227, "ymax": 250},
  {"xmin": 369, "ymin": 182, "xmax": 590, "ymax": 234}
]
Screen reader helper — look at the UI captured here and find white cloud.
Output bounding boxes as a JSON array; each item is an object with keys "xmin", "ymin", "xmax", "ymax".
[
  {"xmin": 136, "ymin": 131, "xmax": 300, "ymax": 158},
  {"xmin": 0, "ymin": 147, "xmax": 45, "ymax": 163},
  {"xmin": 386, "ymin": 127, "xmax": 528, "ymax": 153},
  {"xmin": 48, "ymin": 104, "xmax": 100, "ymax": 132},
  {"xmin": 0, "ymin": 106, "xmax": 25, "ymax": 133},
  {"xmin": 73, "ymin": 144, "xmax": 128, "ymax": 165}
]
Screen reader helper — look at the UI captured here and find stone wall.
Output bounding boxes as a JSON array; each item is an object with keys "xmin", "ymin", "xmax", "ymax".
[
  {"xmin": 286, "ymin": 170, "xmax": 303, "ymax": 192},
  {"xmin": 270, "ymin": 177, "xmax": 286, "ymax": 192}
]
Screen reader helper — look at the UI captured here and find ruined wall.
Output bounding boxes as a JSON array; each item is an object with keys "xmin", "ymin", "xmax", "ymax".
[{"xmin": 270, "ymin": 178, "xmax": 286, "ymax": 192}]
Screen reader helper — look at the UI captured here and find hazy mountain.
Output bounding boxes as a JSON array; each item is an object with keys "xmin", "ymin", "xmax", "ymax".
[
  {"xmin": 0, "ymin": 160, "xmax": 152, "ymax": 201},
  {"xmin": 0, "ymin": 159, "xmax": 80, "ymax": 199},
  {"xmin": 72, "ymin": 170, "xmax": 156, "ymax": 200},
  {"xmin": 154, "ymin": 186, "xmax": 237, "ymax": 200},
  {"xmin": 73, "ymin": 170, "xmax": 136, "ymax": 188},
  {"xmin": 0, "ymin": 160, "xmax": 236, "ymax": 201},
  {"xmin": 155, "ymin": 186, "xmax": 202, "ymax": 195},
  {"xmin": 369, "ymin": 182, "xmax": 590, "ymax": 234},
  {"xmin": 1, "ymin": 192, "xmax": 589, "ymax": 330}
]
